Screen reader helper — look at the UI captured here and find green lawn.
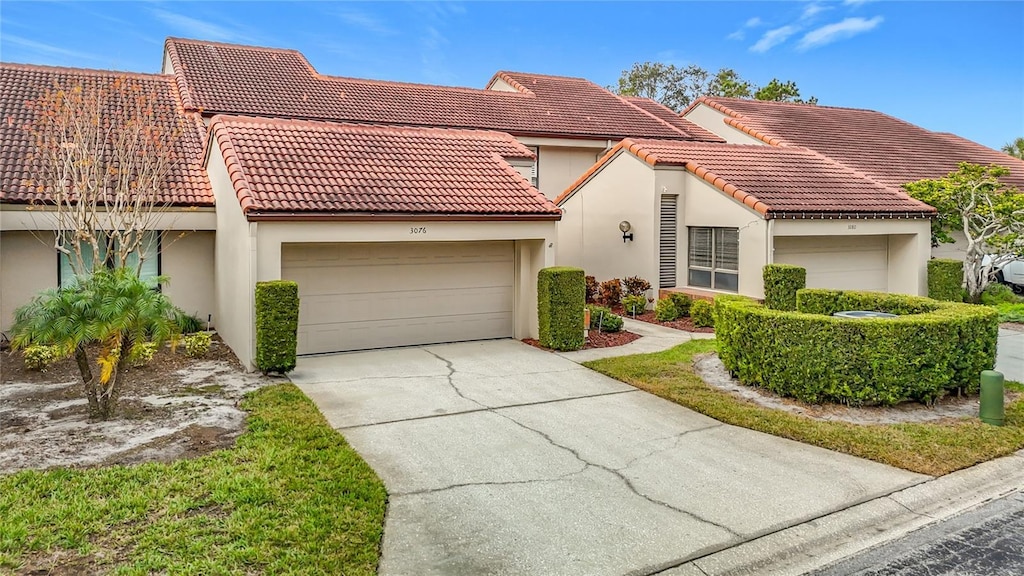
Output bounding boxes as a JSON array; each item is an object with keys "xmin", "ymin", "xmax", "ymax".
[
  {"xmin": 585, "ymin": 339, "xmax": 1024, "ymax": 476},
  {"xmin": 0, "ymin": 384, "xmax": 387, "ymax": 575}
]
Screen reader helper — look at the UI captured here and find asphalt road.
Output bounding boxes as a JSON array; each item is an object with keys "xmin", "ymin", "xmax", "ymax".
[{"xmin": 811, "ymin": 491, "xmax": 1024, "ymax": 576}]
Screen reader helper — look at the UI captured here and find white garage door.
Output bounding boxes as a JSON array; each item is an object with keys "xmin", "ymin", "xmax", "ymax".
[
  {"xmin": 282, "ymin": 241, "xmax": 514, "ymax": 354},
  {"xmin": 774, "ymin": 235, "xmax": 888, "ymax": 291}
]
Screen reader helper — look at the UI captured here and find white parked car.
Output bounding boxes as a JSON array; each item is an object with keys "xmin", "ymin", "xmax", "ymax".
[{"xmin": 997, "ymin": 259, "xmax": 1024, "ymax": 294}]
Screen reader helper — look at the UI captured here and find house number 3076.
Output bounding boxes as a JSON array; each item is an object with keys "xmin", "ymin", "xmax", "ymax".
[{"xmin": 410, "ymin": 226, "xmax": 427, "ymax": 235}]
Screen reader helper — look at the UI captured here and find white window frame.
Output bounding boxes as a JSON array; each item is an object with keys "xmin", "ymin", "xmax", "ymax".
[
  {"xmin": 58, "ymin": 231, "xmax": 161, "ymax": 288},
  {"xmin": 687, "ymin": 227, "xmax": 738, "ymax": 292}
]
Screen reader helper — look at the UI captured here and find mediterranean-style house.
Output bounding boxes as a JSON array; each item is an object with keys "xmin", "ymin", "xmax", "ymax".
[{"xmin": 2, "ymin": 38, "xmax": 1022, "ymax": 366}]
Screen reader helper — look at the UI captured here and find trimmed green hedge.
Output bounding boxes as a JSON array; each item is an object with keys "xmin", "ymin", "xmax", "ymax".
[
  {"xmin": 691, "ymin": 300, "xmax": 715, "ymax": 328},
  {"xmin": 538, "ymin": 267, "xmax": 585, "ymax": 351},
  {"xmin": 763, "ymin": 264, "xmax": 806, "ymax": 311},
  {"xmin": 715, "ymin": 290, "xmax": 999, "ymax": 406},
  {"xmin": 928, "ymin": 259, "xmax": 965, "ymax": 302},
  {"xmin": 255, "ymin": 281, "xmax": 299, "ymax": 374}
]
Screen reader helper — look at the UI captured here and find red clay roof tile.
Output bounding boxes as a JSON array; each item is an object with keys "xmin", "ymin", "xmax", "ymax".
[
  {"xmin": 558, "ymin": 139, "xmax": 935, "ymax": 218},
  {"xmin": 0, "ymin": 62, "xmax": 211, "ymax": 206},
  {"xmin": 692, "ymin": 97, "xmax": 1024, "ymax": 189},
  {"xmin": 208, "ymin": 115, "xmax": 560, "ymax": 218},
  {"xmin": 165, "ymin": 38, "xmax": 721, "ymax": 142}
]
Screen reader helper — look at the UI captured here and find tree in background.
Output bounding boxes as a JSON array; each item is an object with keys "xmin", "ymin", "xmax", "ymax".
[
  {"xmin": 613, "ymin": 62, "xmax": 816, "ymax": 111},
  {"xmin": 25, "ymin": 77, "xmax": 181, "ymax": 276},
  {"xmin": 904, "ymin": 163, "xmax": 1024, "ymax": 302},
  {"xmin": 1002, "ymin": 137, "xmax": 1024, "ymax": 160}
]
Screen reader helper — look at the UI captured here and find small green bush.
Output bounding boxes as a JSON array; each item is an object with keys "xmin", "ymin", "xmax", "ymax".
[
  {"xmin": 763, "ymin": 264, "xmax": 806, "ymax": 311},
  {"xmin": 668, "ymin": 293, "xmax": 692, "ymax": 317},
  {"xmin": 538, "ymin": 267, "xmax": 585, "ymax": 351},
  {"xmin": 928, "ymin": 259, "xmax": 964, "ymax": 302},
  {"xmin": 586, "ymin": 305, "xmax": 623, "ymax": 333},
  {"xmin": 622, "ymin": 295, "xmax": 647, "ymax": 315},
  {"xmin": 690, "ymin": 300, "xmax": 714, "ymax": 327},
  {"xmin": 996, "ymin": 302, "xmax": 1024, "ymax": 323},
  {"xmin": 585, "ymin": 275, "xmax": 599, "ymax": 303},
  {"xmin": 981, "ymin": 282, "xmax": 1019, "ymax": 306},
  {"xmin": 174, "ymin": 308, "xmax": 204, "ymax": 334},
  {"xmin": 622, "ymin": 276, "xmax": 652, "ymax": 297},
  {"xmin": 598, "ymin": 279, "xmax": 623, "ymax": 307},
  {"xmin": 715, "ymin": 290, "xmax": 999, "ymax": 406},
  {"xmin": 128, "ymin": 341, "xmax": 158, "ymax": 367},
  {"xmin": 23, "ymin": 345, "xmax": 62, "ymax": 371},
  {"xmin": 655, "ymin": 298, "xmax": 679, "ymax": 322},
  {"xmin": 184, "ymin": 332, "xmax": 212, "ymax": 358},
  {"xmin": 255, "ymin": 281, "xmax": 300, "ymax": 374}
]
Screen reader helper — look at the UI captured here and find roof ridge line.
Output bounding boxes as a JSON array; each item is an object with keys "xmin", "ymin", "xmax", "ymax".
[
  {"xmin": 165, "ymin": 36, "xmax": 306, "ymax": 56},
  {"xmin": 684, "ymin": 161, "xmax": 770, "ymax": 216},
  {"xmin": 0, "ymin": 61, "xmax": 168, "ymax": 80},
  {"xmin": 489, "ymin": 151, "xmax": 561, "ymax": 214},
  {"xmin": 207, "ymin": 113, "xmax": 532, "ymax": 141},
  {"xmin": 485, "ymin": 72, "xmax": 535, "ymax": 95},
  {"xmin": 207, "ymin": 117, "xmax": 257, "ymax": 214}
]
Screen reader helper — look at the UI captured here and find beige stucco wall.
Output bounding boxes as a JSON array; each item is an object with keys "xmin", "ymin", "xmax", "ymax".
[
  {"xmin": 771, "ymin": 218, "xmax": 931, "ymax": 295},
  {"xmin": 162, "ymin": 231, "xmax": 216, "ymax": 325},
  {"xmin": 683, "ymin": 104, "xmax": 766, "ymax": 145},
  {"xmin": 0, "ymin": 231, "xmax": 57, "ymax": 333},
  {"xmin": 556, "ymin": 151, "xmax": 657, "ymax": 285},
  {"xmin": 931, "ymin": 229, "xmax": 968, "ymax": 261},
  {"xmin": 488, "ymin": 77, "xmax": 518, "ymax": 92},
  {"xmin": 535, "ymin": 145, "xmax": 607, "ymax": 201},
  {"xmin": 208, "ymin": 143, "xmax": 255, "ymax": 368},
  {"xmin": 681, "ymin": 172, "xmax": 769, "ymax": 297}
]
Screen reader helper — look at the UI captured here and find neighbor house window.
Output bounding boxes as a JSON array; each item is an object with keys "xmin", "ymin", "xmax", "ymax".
[
  {"xmin": 59, "ymin": 231, "xmax": 160, "ymax": 287},
  {"xmin": 688, "ymin": 227, "xmax": 738, "ymax": 292}
]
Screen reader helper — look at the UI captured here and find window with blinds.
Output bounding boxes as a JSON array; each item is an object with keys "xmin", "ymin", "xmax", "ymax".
[
  {"xmin": 659, "ymin": 195, "xmax": 678, "ymax": 288},
  {"xmin": 59, "ymin": 231, "xmax": 161, "ymax": 287},
  {"xmin": 687, "ymin": 226, "xmax": 739, "ymax": 292}
]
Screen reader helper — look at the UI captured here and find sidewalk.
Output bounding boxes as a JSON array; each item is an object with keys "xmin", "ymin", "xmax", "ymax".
[
  {"xmin": 997, "ymin": 327, "xmax": 1024, "ymax": 383},
  {"xmin": 555, "ymin": 318, "xmax": 713, "ymax": 363}
]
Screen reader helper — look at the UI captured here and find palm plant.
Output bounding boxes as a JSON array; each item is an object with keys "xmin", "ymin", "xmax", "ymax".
[
  {"xmin": 11, "ymin": 267, "xmax": 180, "ymax": 419},
  {"xmin": 1003, "ymin": 137, "xmax": 1024, "ymax": 160}
]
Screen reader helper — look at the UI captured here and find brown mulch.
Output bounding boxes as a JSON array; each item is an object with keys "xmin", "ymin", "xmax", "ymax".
[
  {"xmin": 607, "ymin": 305, "xmax": 715, "ymax": 334},
  {"xmin": 522, "ymin": 329, "xmax": 641, "ymax": 352},
  {"xmin": 1002, "ymin": 322, "xmax": 1024, "ymax": 333}
]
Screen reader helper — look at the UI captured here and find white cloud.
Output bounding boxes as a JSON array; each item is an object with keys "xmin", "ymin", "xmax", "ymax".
[
  {"xmin": 727, "ymin": 15, "xmax": 766, "ymax": 41},
  {"xmin": 750, "ymin": 25, "xmax": 800, "ymax": 53},
  {"xmin": 843, "ymin": 0, "xmax": 878, "ymax": 5},
  {"xmin": 745, "ymin": 17, "xmax": 763, "ymax": 28},
  {"xmin": 334, "ymin": 9, "xmax": 396, "ymax": 36},
  {"xmin": 727, "ymin": 30, "xmax": 746, "ymax": 41},
  {"xmin": 797, "ymin": 16, "xmax": 884, "ymax": 51},
  {"xmin": 801, "ymin": 3, "xmax": 829, "ymax": 20},
  {"xmin": 150, "ymin": 8, "xmax": 252, "ymax": 43},
  {"xmin": 3, "ymin": 34, "xmax": 101, "ymax": 61}
]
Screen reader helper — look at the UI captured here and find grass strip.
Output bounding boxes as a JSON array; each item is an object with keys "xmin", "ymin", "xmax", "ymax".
[
  {"xmin": 0, "ymin": 384, "xmax": 387, "ymax": 575},
  {"xmin": 584, "ymin": 339, "xmax": 1024, "ymax": 476}
]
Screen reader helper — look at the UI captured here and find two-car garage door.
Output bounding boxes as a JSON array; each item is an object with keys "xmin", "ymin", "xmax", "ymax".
[
  {"xmin": 774, "ymin": 235, "xmax": 889, "ymax": 291},
  {"xmin": 282, "ymin": 241, "xmax": 514, "ymax": 354}
]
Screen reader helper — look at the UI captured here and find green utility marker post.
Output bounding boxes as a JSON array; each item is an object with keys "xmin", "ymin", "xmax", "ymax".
[{"xmin": 980, "ymin": 370, "xmax": 1005, "ymax": 426}]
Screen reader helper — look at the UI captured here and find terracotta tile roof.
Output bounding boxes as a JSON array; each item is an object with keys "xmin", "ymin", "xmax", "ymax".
[
  {"xmin": 0, "ymin": 62, "xmax": 211, "ymax": 206},
  {"xmin": 557, "ymin": 139, "xmax": 935, "ymax": 218},
  {"xmin": 207, "ymin": 115, "xmax": 561, "ymax": 219},
  {"xmin": 690, "ymin": 97, "xmax": 1024, "ymax": 189},
  {"xmin": 165, "ymin": 38, "xmax": 721, "ymax": 142},
  {"xmin": 621, "ymin": 96, "xmax": 725, "ymax": 143}
]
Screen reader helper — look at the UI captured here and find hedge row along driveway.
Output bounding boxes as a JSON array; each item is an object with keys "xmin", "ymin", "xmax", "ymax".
[{"xmin": 715, "ymin": 290, "xmax": 999, "ymax": 406}]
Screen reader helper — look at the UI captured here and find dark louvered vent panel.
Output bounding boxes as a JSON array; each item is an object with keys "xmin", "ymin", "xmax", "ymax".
[{"xmin": 659, "ymin": 195, "xmax": 678, "ymax": 288}]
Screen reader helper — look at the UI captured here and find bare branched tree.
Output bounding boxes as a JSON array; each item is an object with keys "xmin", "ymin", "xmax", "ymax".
[{"xmin": 25, "ymin": 77, "xmax": 180, "ymax": 275}]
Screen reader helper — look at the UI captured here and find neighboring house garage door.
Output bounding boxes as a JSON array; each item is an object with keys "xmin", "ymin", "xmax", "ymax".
[
  {"xmin": 774, "ymin": 235, "xmax": 888, "ymax": 291},
  {"xmin": 281, "ymin": 241, "xmax": 514, "ymax": 354}
]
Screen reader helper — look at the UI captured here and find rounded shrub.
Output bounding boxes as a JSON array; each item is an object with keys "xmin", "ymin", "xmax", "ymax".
[
  {"xmin": 655, "ymin": 298, "xmax": 678, "ymax": 322},
  {"xmin": 586, "ymin": 304, "xmax": 623, "ymax": 333},
  {"xmin": 715, "ymin": 290, "xmax": 999, "ymax": 406},
  {"xmin": 690, "ymin": 300, "xmax": 715, "ymax": 327},
  {"xmin": 622, "ymin": 295, "xmax": 646, "ymax": 315},
  {"xmin": 668, "ymin": 293, "xmax": 692, "ymax": 317}
]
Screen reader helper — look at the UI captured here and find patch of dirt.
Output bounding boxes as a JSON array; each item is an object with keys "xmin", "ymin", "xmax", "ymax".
[
  {"xmin": 0, "ymin": 335, "xmax": 272, "ymax": 473},
  {"xmin": 522, "ymin": 330, "xmax": 642, "ymax": 351},
  {"xmin": 1002, "ymin": 322, "xmax": 1024, "ymax": 333},
  {"xmin": 693, "ymin": 352, "xmax": 1019, "ymax": 425},
  {"xmin": 607, "ymin": 305, "xmax": 715, "ymax": 334}
]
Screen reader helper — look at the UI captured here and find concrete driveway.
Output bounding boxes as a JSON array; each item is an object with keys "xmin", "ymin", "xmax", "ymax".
[
  {"xmin": 290, "ymin": 340, "xmax": 927, "ymax": 576},
  {"xmin": 998, "ymin": 327, "xmax": 1024, "ymax": 383}
]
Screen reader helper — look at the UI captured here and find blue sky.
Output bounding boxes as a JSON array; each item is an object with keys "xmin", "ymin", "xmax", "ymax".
[{"xmin": 2, "ymin": 1, "xmax": 1021, "ymax": 149}]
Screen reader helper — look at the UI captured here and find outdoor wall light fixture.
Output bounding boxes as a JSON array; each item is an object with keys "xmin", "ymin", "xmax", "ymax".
[{"xmin": 619, "ymin": 220, "xmax": 634, "ymax": 243}]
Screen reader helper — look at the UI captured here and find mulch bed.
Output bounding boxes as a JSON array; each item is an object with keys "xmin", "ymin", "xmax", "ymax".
[
  {"xmin": 607, "ymin": 305, "xmax": 715, "ymax": 334},
  {"xmin": 522, "ymin": 329, "xmax": 641, "ymax": 352}
]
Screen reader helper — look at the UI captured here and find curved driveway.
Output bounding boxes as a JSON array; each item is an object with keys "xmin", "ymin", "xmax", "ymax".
[{"xmin": 290, "ymin": 339, "xmax": 927, "ymax": 576}]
